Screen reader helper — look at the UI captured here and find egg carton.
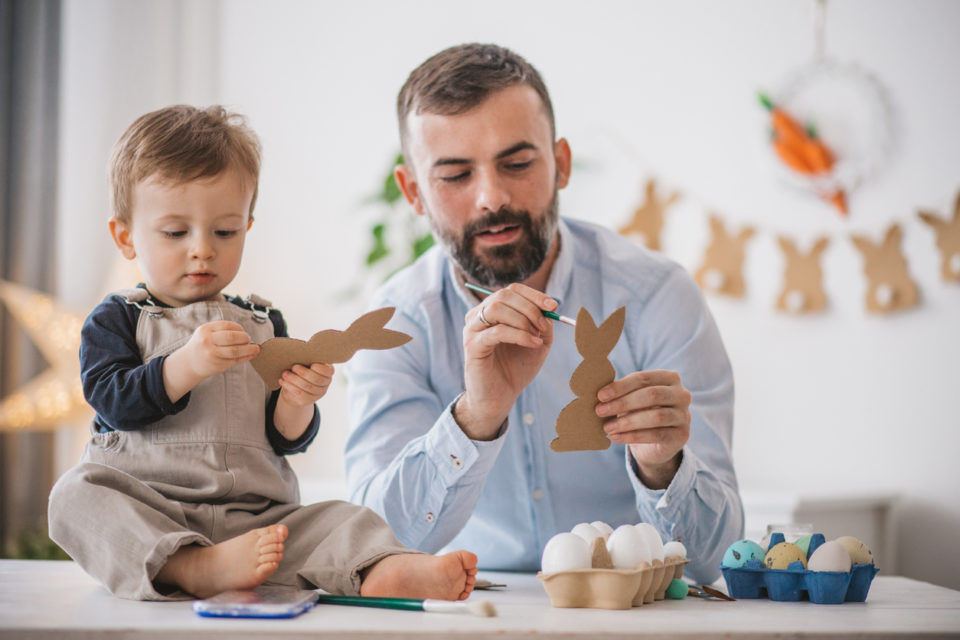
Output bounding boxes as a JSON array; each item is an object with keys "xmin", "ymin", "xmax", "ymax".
[
  {"xmin": 720, "ymin": 533, "xmax": 879, "ymax": 604},
  {"xmin": 537, "ymin": 557, "xmax": 688, "ymax": 609}
]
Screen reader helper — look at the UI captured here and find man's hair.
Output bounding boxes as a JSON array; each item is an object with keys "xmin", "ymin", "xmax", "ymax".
[
  {"xmin": 396, "ymin": 43, "xmax": 555, "ymax": 155},
  {"xmin": 109, "ymin": 105, "xmax": 261, "ymax": 222}
]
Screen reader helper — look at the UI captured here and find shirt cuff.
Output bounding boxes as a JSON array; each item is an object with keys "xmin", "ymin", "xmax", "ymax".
[
  {"xmin": 626, "ymin": 445, "xmax": 697, "ymax": 521},
  {"xmin": 148, "ymin": 355, "xmax": 190, "ymax": 415},
  {"xmin": 425, "ymin": 396, "xmax": 508, "ymax": 487}
]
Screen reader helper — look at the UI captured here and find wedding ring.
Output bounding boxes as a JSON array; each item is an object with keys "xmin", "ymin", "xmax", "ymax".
[{"xmin": 477, "ymin": 304, "xmax": 492, "ymax": 327}]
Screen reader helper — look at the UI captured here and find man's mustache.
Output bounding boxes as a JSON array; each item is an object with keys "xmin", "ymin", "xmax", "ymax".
[{"xmin": 463, "ymin": 209, "xmax": 531, "ymax": 239}]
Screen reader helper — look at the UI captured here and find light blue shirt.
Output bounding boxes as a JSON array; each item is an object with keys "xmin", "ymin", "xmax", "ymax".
[{"xmin": 344, "ymin": 218, "xmax": 743, "ymax": 583}]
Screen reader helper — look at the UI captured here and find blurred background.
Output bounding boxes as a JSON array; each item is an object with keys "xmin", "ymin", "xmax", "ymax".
[{"xmin": 1, "ymin": 0, "xmax": 958, "ymax": 589}]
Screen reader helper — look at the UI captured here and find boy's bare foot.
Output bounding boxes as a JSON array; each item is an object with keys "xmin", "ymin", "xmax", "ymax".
[
  {"xmin": 155, "ymin": 524, "xmax": 288, "ymax": 599},
  {"xmin": 360, "ymin": 550, "xmax": 478, "ymax": 601}
]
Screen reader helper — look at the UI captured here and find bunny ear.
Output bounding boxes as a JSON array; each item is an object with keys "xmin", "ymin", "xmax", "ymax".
[
  {"xmin": 592, "ymin": 307, "xmax": 627, "ymax": 355},
  {"xmin": 708, "ymin": 214, "xmax": 725, "ymax": 236},
  {"xmin": 738, "ymin": 226, "xmax": 756, "ymax": 242},
  {"xmin": 850, "ymin": 234, "xmax": 874, "ymax": 256},
  {"xmin": 953, "ymin": 191, "xmax": 960, "ymax": 220},
  {"xmin": 777, "ymin": 236, "xmax": 797, "ymax": 256},
  {"xmin": 918, "ymin": 210, "xmax": 944, "ymax": 231},
  {"xmin": 883, "ymin": 223, "xmax": 902, "ymax": 248},
  {"xmin": 573, "ymin": 307, "xmax": 598, "ymax": 357},
  {"xmin": 345, "ymin": 307, "xmax": 412, "ymax": 351},
  {"xmin": 810, "ymin": 236, "xmax": 830, "ymax": 256}
]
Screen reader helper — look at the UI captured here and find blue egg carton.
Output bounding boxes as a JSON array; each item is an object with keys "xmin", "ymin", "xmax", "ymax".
[{"xmin": 720, "ymin": 533, "xmax": 879, "ymax": 604}]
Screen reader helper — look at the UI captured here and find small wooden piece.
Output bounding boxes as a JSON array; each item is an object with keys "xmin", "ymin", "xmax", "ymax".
[
  {"xmin": 694, "ymin": 215, "xmax": 755, "ymax": 297},
  {"xmin": 917, "ymin": 191, "xmax": 960, "ymax": 282},
  {"xmin": 850, "ymin": 224, "xmax": 919, "ymax": 313},
  {"xmin": 251, "ymin": 307, "xmax": 411, "ymax": 390},
  {"xmin": 617, "ymin": 178, "xmax": 681, "ymax": 251},
  {"xmin": 776, "ymin": 236, "xmax": 830, "ymax": 313},
  {"xmin": 551, "ymin": 307, "xmax": 626, "ymax": 452}
]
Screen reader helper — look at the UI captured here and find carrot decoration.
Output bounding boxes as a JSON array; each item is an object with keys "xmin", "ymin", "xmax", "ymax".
[{"xmin": 759, "ymin": 92, "xmax": 846, "ymax": 216}]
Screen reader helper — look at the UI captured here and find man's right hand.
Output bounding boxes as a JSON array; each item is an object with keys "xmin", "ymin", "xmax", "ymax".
[{"xmin": 454, "ymin": 283, "xmax": 556, "ymax": 440}]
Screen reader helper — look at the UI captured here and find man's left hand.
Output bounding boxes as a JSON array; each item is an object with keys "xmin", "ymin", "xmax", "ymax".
[{"xmin": 596, "ymin": 369, "xmax": 692, "ymax": 489}]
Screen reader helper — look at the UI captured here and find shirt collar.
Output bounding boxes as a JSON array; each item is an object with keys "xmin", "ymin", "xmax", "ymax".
[{"xmin": 447, "ymin": 217, "xmax": 574, "ymax": 311}]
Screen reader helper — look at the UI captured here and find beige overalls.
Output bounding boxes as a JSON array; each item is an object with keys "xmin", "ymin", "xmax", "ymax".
[{"xmin": 49, "ymin": 293, "xmax": 411, "ymax": 600}]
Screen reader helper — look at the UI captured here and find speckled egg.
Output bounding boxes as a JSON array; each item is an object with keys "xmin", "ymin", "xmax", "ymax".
[
  {"xmin": 764, "ymin": 542, "xmax": 807, "ymax": 570},
  {"xmin": 606, "ymin": 524, "xmax": 651, "ymax": 569},
  {"xmin": 807, "ymin": 540, "xmax": 852, "ymax": 572},
  {"xmin": 721, "ymin": 539, "xmax": 765, "ymax": 568},
  {"xmin": 834, "ymin": 536, "xmax": 874, "ymax": 565},
  {"xmin": 663, "ymin": 540, "xmax": 687, "ymax": 560},
  {"xmin": 541, "ymin": 532, "xmax": 591, "ymax": 573},
  {"xmin": 634, "ymin": 523, "xmax": 665, "ymax": 562}
]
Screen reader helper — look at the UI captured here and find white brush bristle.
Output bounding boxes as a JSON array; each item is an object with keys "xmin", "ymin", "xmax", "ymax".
[{"xmin": 467, "ymin": 599, "xmax": 497, "ymax": 617}]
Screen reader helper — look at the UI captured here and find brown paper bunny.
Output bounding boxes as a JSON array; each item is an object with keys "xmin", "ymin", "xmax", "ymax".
[
  {"xmin": 776, "ymin": 236, "xmax": 830, "ymax": 313},
  {"xmin": 618, "ymin": 178, "xmax": 681, "ymax": 252},
  {"xmin": 850, "ymin": 224, "xmax": 919, "ymax": 313},
  {"xmin": 918, "ymin": 191, "xmax": 960, "ymax": 282},
  {"xmin": 694, "ymin": 215, "xmax": 755, "ymax": 297},
  {"xmin": 551, "ymin": 307, "xmax": 626, "ymax": 452},
  {"xmin": 251, "ymin": 307, "xmax": 412, "ymax": 390}
]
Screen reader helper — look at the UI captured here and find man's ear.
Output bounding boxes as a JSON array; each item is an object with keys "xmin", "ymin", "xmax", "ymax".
[
  {"xmin": 554, "ymin": 138, "xmax": 572, "ymax": 190},
  {"xmin": 394, "ymin": 164, "xmax": 424, "ymax": 216},
  {"xmin": 108, "ymin": 217, "xmax": 137, "ymax": 260},
  {"xmin": 247, "ymin": 216, "xmax": 254, "ymax": 231}
]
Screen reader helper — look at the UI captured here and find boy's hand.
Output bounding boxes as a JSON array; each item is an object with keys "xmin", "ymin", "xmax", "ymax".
[
  {"xmin": 163, "ymin": 321, "xmax": 259, "ymax": 403},
  {"xmin": 278, "ymin": 363, "xmax": 334, "ymax": 407}
]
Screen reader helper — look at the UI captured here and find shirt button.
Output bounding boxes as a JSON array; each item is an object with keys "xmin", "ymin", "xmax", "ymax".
[
  {"xmin": 450, "ymin": 454, "xmax": 463, "ymax": 468},
  {"xmin": 425, "ymin": 512, "xmax": 434, "ymax": 522},
  {"xmin": 523, "ymin": 413, "xmax": 535, "ymax": 425},
  {"xmin": 532, "ymin": 489, "xmax": 544, "ymax": 500}
]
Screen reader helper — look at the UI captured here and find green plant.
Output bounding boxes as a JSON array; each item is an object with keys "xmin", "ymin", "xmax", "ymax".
[{"xmin": 3, "ymin": 525, "xmax": 70, "ymax": 560}]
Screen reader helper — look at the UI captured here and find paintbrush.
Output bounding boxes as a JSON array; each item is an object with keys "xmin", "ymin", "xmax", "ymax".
[
  {"xmin": 464, "ymin": 282, "xmax": 577, "ymax": 327},
  {"xmin": 313, "ymin": 594, "xmax": 497, "ymax": 617}
]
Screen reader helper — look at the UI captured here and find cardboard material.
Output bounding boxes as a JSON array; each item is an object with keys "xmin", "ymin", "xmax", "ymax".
[
  {"xmin": 694, "ymin": 215, "xmax": 755, "ymax": 297},
  {"xmin": 617, "ymin": 178, "xmax": 681, "ymax": 251},
  {"xmin": 251, "ymin": 307, "xmax": 411, "ymax": 390},
  {"xmin": 590, "ymin": 537, "xmax": 614, "ymax": 570},
  {"xmin": 776, "ymin": 236, "xmax": 830, "ymax": 313},
  {"xmin": 538, "ymin": 557, "xmax": 688, "ymax": 609},
  {"xmin": 551, "ymin": 307, "xmax": 626, "ymax": 452},
  {"xmin": 850, "ymin": 224, "xmax": 919, "ymax": 313},
  {"xmin": 918, "ymin": 191, "xmax": 960, "ymax": 282}
]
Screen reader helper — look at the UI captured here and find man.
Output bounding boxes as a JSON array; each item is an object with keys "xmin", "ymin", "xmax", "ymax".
[{"xmin": 344, "ymin": 43, "xmax": 742, "ymax": 584}]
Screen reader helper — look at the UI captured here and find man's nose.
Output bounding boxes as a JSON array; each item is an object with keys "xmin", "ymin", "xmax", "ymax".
[{"xmin": 474, "ymin": 168, "xmax": 510, "ymax": 213}]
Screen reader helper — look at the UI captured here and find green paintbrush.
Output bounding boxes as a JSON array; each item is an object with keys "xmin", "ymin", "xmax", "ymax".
[
  {"xmin": 313, "ymin": 594, "xmax": 497, "ymax": 617},
  {"xmin": 464, "ymin": 282, "xmax": 576, "ymax": 327}
]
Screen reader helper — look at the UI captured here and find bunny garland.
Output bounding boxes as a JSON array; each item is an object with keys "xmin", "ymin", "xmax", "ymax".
[
  {"xmin": 850, "ymin": 224, "xmax": 919, "ymax": 313},
  {"xmin": 776, "ymin": 236, "xmax": 830, "ymax": 313},
  {"xmin": 551, "ymin": 306, "xmax": 626, "ymax": 453}
]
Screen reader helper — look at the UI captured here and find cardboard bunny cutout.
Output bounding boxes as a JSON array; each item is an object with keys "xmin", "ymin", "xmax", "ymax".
[
  {"xmin": 618, "ymin": 178, "xmax": 681, "ymax": 252},
  {"xmin": 776, "ymin": 236, "xmax": 830, "ymax": 313},
  {"xmin": 918, "ymin": 191, "xmax": 960, "ymax": 282},
  {"xmin": 850, "ymin": 224, "xmax": 919, "ymax": 313},
  {"xmin": 694, "ymin": 214, "xmax": 755, "ymax": 297},
  {"xmin": 251, "ymin": 307, "xmax": 411, "ymax": 390},
  {"xmin": 551, "ymin": 307, "xmax": 626, "ymax": 452}
]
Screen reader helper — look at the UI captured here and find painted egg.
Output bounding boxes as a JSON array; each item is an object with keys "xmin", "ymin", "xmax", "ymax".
[
  {"xmin": 764, "ymin": 542, "xmax": 807, "ymax": 570},
  {"xmin": 590, "ymin": 521, "xmax": 614, "ymax": 537},
  {"xmin": 794, "ymin": 534, "xmax": 813, "ymax": 557},
  {"xmin": 721, "ymin": 539, "xmax": 765, "ymax": 568},
  {"xmin": 663, "ymin": 540, "xmax": 687, "ymax": 560},
  {"xmin": 807, "ymin": 540, "xmax": 852, "ymax": 572},
  {"xmin": 606, "ymin": 524, "xmax": 651, "ymax": 569},
  {"xmin": 541, "ymin": 532, "xmax": 591, "ymax": 573},
  {"xmin": 833, "ymin": 536, "xmax": 874, "ymax": 565},
  {"xmin": 634, "ymin": 523, "xmax": 665, "ymax": 561},
  {"xmin": 570, "ymin": 522, "xmax": 604, "ymax": 544}
]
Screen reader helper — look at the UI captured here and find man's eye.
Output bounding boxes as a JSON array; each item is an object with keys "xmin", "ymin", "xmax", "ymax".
[
  {"xmin": 439, "ymin": 171, "xmax": 470, "ymax": 183},
  {"xmin": 162, "ymin": 230, "xmax": 187, "ymax": 238},
  {"xmin": 505, "ymin": 161, "xmax": 533, "ymax": 171},
  {"xmin": 215, "ymin": 229, "xmax": 238, "ymax": 238}
]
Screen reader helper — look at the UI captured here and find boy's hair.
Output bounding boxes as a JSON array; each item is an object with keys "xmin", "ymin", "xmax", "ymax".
[
  {"xmin": 396, "ymin": 43, "xmax": 555, "ymax": 156},
  {"xmin": 109, "ymin": 105, "xmax": 261, "ymax": 222}
]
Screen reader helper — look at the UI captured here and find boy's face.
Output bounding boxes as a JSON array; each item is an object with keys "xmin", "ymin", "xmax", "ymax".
[{"xmin": 109, "ymin": 168, "xmax": 254, "ymax": 307}]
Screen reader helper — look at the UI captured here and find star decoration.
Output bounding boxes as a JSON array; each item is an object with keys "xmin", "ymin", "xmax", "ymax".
[{"xmin": 0, "ymin": 280, "xmax": 92, "ymax": 431}]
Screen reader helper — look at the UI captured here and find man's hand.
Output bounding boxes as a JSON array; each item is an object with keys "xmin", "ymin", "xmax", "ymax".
[
  {"xmin": 455, "ymin": 283, "xmax": 556, "ymax": 441},
  {"xmin": 596, "ymin": 370, "xmax": 692, "ymax": 489},
  {"xmin": 163, "ymin": 321, "xmax": 260, "ymax": 403}
]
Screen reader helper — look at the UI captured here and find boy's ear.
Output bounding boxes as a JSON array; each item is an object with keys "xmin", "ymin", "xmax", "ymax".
[
  {"xmin": 394, "ymin": 164, "xmax": 424, "ymax": 216},
  {"xmin": 108, "ymin": 217, "xmax": 137, "ymax": 260}
]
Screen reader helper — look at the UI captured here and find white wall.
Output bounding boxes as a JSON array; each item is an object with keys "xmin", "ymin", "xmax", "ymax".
[{"xmin": 58, "ymin": 0, "xmax": 960, "ymax": 588}]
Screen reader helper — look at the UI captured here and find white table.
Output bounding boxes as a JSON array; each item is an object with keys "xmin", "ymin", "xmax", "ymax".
[{"xmin": 1, "ymin": 560, "xmax": 959, "ymax": 639}]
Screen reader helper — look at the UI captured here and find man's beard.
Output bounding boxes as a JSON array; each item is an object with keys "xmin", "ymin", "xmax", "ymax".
[{"xmin": 426, "ymin": 190, "xmax": 559, "ymax": 288}]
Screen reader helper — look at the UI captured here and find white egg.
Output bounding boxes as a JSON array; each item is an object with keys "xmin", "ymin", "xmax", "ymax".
[
  {"xmin": 663, "ymin": 540, "xmax": 687, "ymax": 560},
  {"xmin": 606, "ymin": 524, "xmax": 651, "ymax": 569},
  {"xmin": 541, "ymin": 532, "xmax": 592, "ymax": 573},
  {"xmin": 590, "ymin": 521, "xmax": 614, "ymax": 537},
  {"xmin": 570, "ymin": 522, "xmax": 603, "ymax": 544},
  {"xmin": 634, "ymin": 523, "xmax": 665, "ymax": 561},
  {"xmin": 808, "ymin": 540, "xmax": 852, "ymax": 572}
]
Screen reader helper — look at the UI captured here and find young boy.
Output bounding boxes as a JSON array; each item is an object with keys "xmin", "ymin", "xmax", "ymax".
[{"xmin": 48, "ymin": 105, "xmax": 478, "ymax": 601}]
